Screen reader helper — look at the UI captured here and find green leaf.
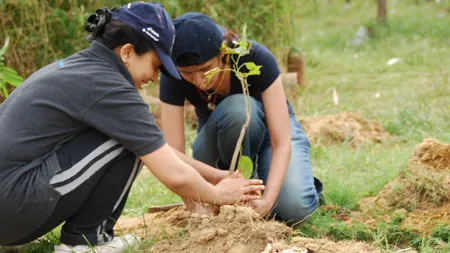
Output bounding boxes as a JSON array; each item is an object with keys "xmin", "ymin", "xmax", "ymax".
[
  {"xmin": 238, "ymin": 155, "xmax": 253, "ymax": 179},
  {"xmin": 1, "ymin": 85, "xmax": 9, "ymax": 98},
  {"xmin": 203, "ymin": 67, "xmax": 221, "ymax": 84},
  {"xmin": 221, "ymin": 41, "xmax": 243, "ymax": 55},
  {"xmin": 0, "ymin": 37, "xmax": 10, "ymax": 57},
  {"xmin": 3, "ymin": 67, "xmax": 23, "ymax": 87},
  {"xmin": 241, "ymin": 62, "xmax": 262, "ymax": 78},
  {"xmin": 220, "ymin": 38, "xmax": 252, "ymax": 56}
]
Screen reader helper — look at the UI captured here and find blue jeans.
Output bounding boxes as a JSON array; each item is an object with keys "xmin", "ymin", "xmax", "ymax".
[{"xmin": 193, "ymin": 94, "xmax": 320, "ymax": 224}]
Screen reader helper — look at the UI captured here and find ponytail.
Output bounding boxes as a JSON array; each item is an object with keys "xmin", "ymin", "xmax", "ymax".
[
  {"xmin": 85, "ymin": 8, "xmax": 112, "ymax": 42},
  {"xmin": 84, "ymin": 7, "xmax": 154, "ymax": 55}
]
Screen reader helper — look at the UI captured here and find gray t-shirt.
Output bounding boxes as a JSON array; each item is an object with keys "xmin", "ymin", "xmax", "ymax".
[{"xmin": 0, "ymin": 41, "xmax": 165, "ymax": 244}]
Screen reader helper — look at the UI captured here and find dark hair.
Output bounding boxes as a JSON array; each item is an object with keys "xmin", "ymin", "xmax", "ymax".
[
  {"xmin": 223, "ymin": 30, "xmax": 240, "ymax": 49},
  {"xmin": 85, "ymin": 8, "xmax": 153, "ymax": 55},
  {"xmin": 221, "ymin": 30, "xmax": 240, "ymax": 64}
]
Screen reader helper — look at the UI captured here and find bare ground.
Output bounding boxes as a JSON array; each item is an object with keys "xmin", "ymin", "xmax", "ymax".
[{"xmin": 116, "ymin": 205, "xmax": 382, "ymax": 253}]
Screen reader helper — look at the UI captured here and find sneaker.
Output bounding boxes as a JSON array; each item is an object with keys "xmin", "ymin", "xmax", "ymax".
[
  {"xmin": 314, "ymin": 177, "xmax": 326, "ymax": 206},
  {"xmin": 54, "ymin": 234, "xmax": 140, "ymax": 253}
]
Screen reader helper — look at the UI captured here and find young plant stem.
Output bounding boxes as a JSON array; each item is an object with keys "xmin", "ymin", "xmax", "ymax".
[{"xmin": 228, "ymin": 75, "xmax": 251, "ymax": 176}]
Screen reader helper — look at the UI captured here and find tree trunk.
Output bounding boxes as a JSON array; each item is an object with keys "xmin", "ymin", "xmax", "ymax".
[{"xmin": 378, "ymin": 0, "xmax": 387, "ymax": 24}]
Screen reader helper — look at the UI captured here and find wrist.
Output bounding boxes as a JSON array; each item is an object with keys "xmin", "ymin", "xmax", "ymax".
[
  {"xmin": 262, "ymin": 192, "xmax": 277, "ymax": 205},
  {"xmin": 209, "ymin": 186, "xmax": 223, "ymax": 206},
  {"xmin": 213, "ymin": 170, "xmax": 228, "ymax": 185}
]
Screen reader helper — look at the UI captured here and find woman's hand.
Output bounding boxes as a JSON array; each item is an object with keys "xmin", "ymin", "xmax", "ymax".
[
  {"xmin": 213, "ymin": 171, "xmax": 265, "ymax": 205},
  {"xmin": 212, "ymin": 169, "xmax": 230, "ymax": 185},
  {"xmin": 185, "ymin": 201, "xmax": 216, "ymax": 215},
  {"xmin": 249, "ymin": 198, "xmax": 275, "ymax": 218}
]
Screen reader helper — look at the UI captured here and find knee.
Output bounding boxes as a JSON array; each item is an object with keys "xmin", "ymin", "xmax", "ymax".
[
  {"xmin": 273, "ymin": 192, "xmax": 319, "ymax": 225},
  {"xmin": 215, "ymin": 94, "xmax": 264, "ymax": 128}
]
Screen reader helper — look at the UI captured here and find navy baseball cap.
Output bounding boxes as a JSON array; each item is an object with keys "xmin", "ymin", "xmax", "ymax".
[
  {"xmin": 112, "ymin": 2, "xmax": 181, "ymax": 80},
  {"xmin": 171, "ymin": 12, "xmax": 224, "ymax": 67}
]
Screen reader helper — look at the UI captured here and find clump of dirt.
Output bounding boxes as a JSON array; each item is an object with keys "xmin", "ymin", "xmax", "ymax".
[
  {"xmin": 370, "ymin": 138, "xmax": 450, "ymax": 212},
  {"xmin": 117, "ymin": 205, "xmax": 383, "ymax": 253},
  {"xmin": 373, "ymin": 166, "xmax": 450, "ymax": 212},
  {"xmin": 401, "ymin": 201, "xmax": 450, "ymax": 235},
  {"xmin": 359, "ymin": 138, "xmax": 450, "ymax": 234},
  {"xmin": 149, "ymin": 205, "xmax": 291, "ymax": 253},
  {"xmin": 289, "ymin": 237, "xmax": 385, "ymax": 253},
  {"xmin": 260, "ymin": 237, "xmax": 385, "ymax": 253},
  {"xmin": 299, "ymin": 112, "xmax": 391, "ymax": 147},
  {"xmin": 409, "ymin": 138, "xmax": 450, "ymax": 171}
]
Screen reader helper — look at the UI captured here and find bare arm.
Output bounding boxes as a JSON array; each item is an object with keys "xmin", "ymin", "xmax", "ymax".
[
  {"xmin": 260, "ymin": 75, "xmax": 292, "ymax": 205},
  {"xmin": 161, "ymin": 102, "xmax": 185, "ymax": 153},
  {"xmin": 140, "ymin": 144, "xmax": 264, "ymax": 205},
  {"xmin": 173, "ymin": 149, "xmax": 228, "ymax": 185},
  {"xmin": 161, "ymin": 102, "xmax": 228, "ymax": 184}
]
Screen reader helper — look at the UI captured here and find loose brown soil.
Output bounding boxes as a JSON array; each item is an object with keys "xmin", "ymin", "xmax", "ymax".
[
  {"xmin": 116, "ymin": 205, "xmax": 382, "ymax": 253},
  {"xmin": 359, "ymin": 138, "xmax": 450, "ymax": 234},
  {"xmin": 409, "ymin": 138, "xmax": 450, "ymax": 171},
  {"xmin": 299, "ymin": 112, "xmax": 391, "ymax": 147}
]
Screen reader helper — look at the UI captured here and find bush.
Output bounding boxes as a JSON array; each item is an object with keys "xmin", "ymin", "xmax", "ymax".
[
  {"xmin": 0, "ymin": 36, "xmax": 23, "ymax": 101},
  {"xmin": 0, "ymin": 0, "xmax": 298, "ymax": 78}
]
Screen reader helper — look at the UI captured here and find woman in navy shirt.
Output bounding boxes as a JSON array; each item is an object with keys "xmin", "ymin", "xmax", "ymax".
[{"xmin": 160, "ymin": 12, "xmax": 322, "ymax": 224}]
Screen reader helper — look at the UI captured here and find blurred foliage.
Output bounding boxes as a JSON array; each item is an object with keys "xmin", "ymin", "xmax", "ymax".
[
  {"xmin": 0, "ymin": 0, "xmax": 299, "ymax": 78},
  {"xmin": 0, "ymin": 36, "xmax": 23, "ymax": 101}
]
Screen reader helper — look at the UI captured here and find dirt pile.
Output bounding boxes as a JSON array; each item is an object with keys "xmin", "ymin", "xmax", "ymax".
[
  {"xmin": 117, "ymin": 205, "xmax": 383, "ymax": 253},
  {"xmin": 300, "ymin": 112, "xmax": 391, "ymax": 147},
  {"xmin": 409, "ymin": 138, "xmax": 450, "ymax": 171},
  {"xmin": 149, "ymin": 205, "xmax": 291, "ymax": 253},
  {"xmin": 287, "ymin": 237, "xmax": 384, "ymax": 253},
  {"xmin": 360, "ymin": 138, "xmax": 450, "ymax": 234},
  {"xmin": 258, "ymin": 237, "xmax": 385, "ymax": 253}
]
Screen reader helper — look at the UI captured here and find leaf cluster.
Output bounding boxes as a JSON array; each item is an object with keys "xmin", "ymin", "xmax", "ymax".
[{"xmin": 0, "ymin": 37, "xmax": 23, "ymax": 98}]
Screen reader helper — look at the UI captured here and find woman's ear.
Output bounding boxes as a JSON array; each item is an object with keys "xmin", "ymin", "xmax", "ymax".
[{"xmin": 118, "ymin": 43, "xmax": 135, "ymax": 66}]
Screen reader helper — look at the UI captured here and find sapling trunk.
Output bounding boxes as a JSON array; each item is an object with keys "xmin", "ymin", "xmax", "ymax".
[
  {"xmin": 208, "ymin": 24, "xmax": 261, "ymax": 177},
  {"xmin": 228, "ymin": 76, "xmax": 251, "ymax": 175}
]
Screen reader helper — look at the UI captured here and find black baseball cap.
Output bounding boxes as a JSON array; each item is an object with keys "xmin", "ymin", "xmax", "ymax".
[
  {"xmin": 112, "ymin": 2, "xmax": 181, "ymax": 79},
  {"xmin": 171, "ymin": 12, "xmax": 224, "ymax": 67}
]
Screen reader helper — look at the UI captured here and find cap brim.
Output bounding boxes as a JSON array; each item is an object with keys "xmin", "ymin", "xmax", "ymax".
[{"xmin": 154, "ymin": 46, "xmax": 181, "ymax": 80}]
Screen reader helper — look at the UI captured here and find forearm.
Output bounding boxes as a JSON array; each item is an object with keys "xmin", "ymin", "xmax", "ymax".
[
  {"xmin": 141, "ymin": 145, "xmax": 264, "ymax": 208},
  {"xmin": 173, "ymin": 148, "xmax": 227, "ymax": 185},
  {"xmin": 140, "ymin": 145, "xmax": 221, "ymax": 204},
  {"xmin": 156, "ymin": 161, "xmax": 223, "ymax": 204},
  {"xmin": 263, "ymin": 144, "xmax": 291, "ymax": 203}
]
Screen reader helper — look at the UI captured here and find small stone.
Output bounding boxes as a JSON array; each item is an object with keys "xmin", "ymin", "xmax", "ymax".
[
  {"xmin": 217, "ymin": 228, "xmax": 228, "ymax": 236},
  {"xmin": 195, "ymin": 228, "xmax": 217, "ymax": 244}
]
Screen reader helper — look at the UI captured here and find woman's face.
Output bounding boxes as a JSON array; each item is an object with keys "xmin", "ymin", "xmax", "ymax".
[
  {"xmin": 117, "ymin": 44, "xmax": 161, "ymax": 89},
  {"xmin": 177, "ymin": 55, "xmax": 223, "ymax": 91}
]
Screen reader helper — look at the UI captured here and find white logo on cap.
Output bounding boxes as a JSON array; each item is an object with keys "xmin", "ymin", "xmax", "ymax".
[{"xmin": 142, "ymin": 27, "xmax": 160, "ymax": 42}]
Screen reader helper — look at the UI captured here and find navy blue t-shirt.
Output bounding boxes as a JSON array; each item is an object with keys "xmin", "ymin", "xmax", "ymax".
[{"xmin": 159, "ymin": 41, "xmax": 281, "ymax": 126}]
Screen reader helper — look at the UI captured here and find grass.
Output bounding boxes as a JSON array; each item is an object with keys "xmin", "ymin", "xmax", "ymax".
[{"xmin": 2, "ymin": 0, "xmax": 449, "ymax": 252}]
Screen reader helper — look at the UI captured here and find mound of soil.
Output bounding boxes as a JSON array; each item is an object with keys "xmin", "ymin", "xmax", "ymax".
[
  {"xmin": 409, "ymin": 138, "xmax": 450, "ymax": 171},
  {"xmin": 116, "ymin": 205, "xmax": 382, "ymax": 253},
  {"xmin": 360, "ymin": 138, "xmax": 450, "ymax": 234},
  {"xmin": 145, "ymin": 205, "xmax": 291, "ymax": 253},
  {"xmin": 299, "ymin": 112, "xmax": 390, "ymax": 147}
]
